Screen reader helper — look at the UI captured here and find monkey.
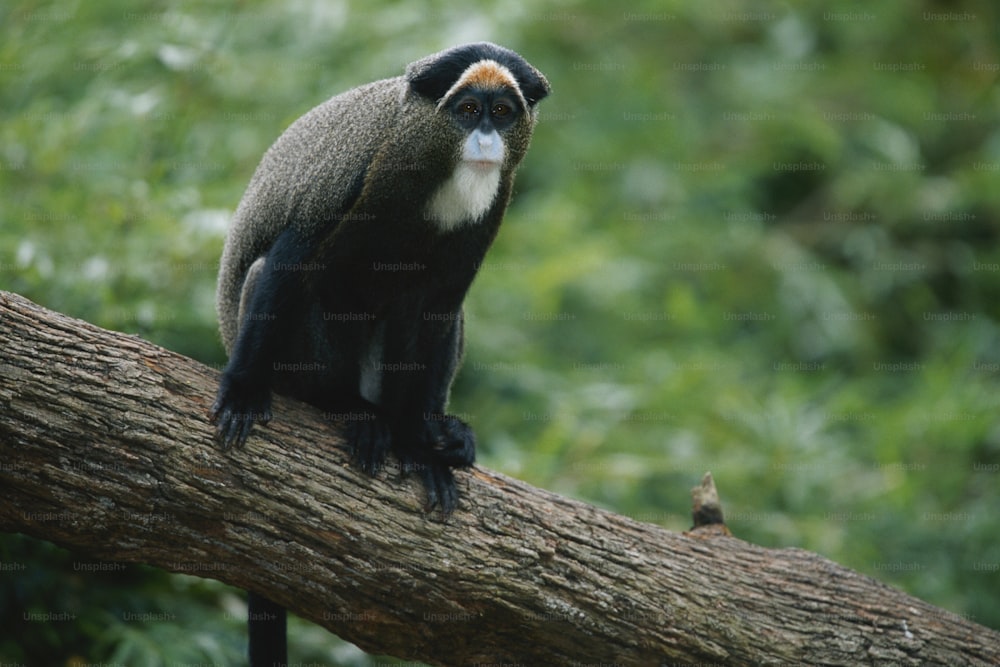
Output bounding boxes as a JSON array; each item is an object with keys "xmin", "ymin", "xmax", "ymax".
[{"xmin": 209, "ymin": 42, "xmax": 549, "ymax": 665}]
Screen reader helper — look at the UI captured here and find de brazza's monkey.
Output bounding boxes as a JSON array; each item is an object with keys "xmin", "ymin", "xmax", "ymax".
[
  {"xmin": 211, "ymin": 42, "xmax": 548, "ymax": 666},
  {"xmin": 212, "ymin": 41, "xmax": 548, "ymax": 511}
]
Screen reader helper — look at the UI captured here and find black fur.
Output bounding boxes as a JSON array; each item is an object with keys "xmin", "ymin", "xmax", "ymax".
[
  {"xmin": 248, "ymin": 593, "xmax": 286, "ymax": 666},
  {"xmin": 214, "ymin": 183, "xmax": 499, "ymax": 507},
  {"xmin": 408, "ymin": 42, "xmax": 550, "ymax": 107}
]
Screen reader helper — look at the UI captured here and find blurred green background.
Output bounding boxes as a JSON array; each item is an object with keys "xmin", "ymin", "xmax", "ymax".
[{"xmin": 2, "ymin": 0, "xmax": 999, "ymax": 664}]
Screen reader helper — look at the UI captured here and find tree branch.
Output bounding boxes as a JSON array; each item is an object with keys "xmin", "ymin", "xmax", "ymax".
[{"xmin": 1, "ymin": 290, "xmax": 997, "ymax": 666}]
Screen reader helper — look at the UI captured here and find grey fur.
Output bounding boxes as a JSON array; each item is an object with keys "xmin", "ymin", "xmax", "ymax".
[
  {"xmin": 217, "ymin": 78, "xmax": 401, "ymax": 351},
  {"xmin": 216, "ymin": 43, "xmax": 548, "ymax": 352}
]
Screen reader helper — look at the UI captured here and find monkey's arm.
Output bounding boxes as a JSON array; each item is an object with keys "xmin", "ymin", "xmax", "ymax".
[
  {"xmin": 375, "ymin": 313, "xmax": 474, "ymax": 511},
  {"xmin": 212, "ymin": 226, "xmax": 312, "ymax": 448},
  {"xmin": 416, "ymin": 313, "xmax": 475, "ymax": 467}
]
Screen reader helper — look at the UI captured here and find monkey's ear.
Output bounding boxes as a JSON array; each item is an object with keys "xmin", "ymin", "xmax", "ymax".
[
  {"xmin": 407, "ymin": 50, "xmax": 472, "ymax": 102},
  {"xmin": 510, "ymin": 63, "xmax": 551, "ymax": 108},
  {"xmin": 408, "ymin": 69, "xmax": 457, "ymax": 102}
]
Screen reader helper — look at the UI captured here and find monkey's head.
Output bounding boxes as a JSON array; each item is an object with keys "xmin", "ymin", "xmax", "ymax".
[
  {"xmin": 407, "ymin": 42, "xmax": 549, "ymax": 165},
  {"xmin": 399, "ymin": 43, "xmax": 550, "ymax": 227}
]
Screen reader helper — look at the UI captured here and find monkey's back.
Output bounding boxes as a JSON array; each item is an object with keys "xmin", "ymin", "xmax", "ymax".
[{"xmin": 216, "ymin": 76, "xmax": 406, "ymax": 352}]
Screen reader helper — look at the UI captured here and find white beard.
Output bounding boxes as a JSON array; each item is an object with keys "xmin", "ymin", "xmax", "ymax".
[{"xmin": 426, "ymin": 161, "xmax": 502, "ymax": 231}]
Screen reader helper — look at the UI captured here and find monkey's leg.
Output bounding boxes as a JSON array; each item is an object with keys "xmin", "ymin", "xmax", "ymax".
[{"xmin": 212, "ymin": 227, "xmax": 310, "ymax": 449}]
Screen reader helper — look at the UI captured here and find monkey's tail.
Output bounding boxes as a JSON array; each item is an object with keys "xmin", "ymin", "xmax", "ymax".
[{"xmin": 248, "ymin": 591, "xmax": 287, "ymax": 667}]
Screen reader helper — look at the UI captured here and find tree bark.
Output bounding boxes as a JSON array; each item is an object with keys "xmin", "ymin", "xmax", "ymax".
[{"xmin": 0, "ymin": 290, "xmax": 997, "ymax": 666}]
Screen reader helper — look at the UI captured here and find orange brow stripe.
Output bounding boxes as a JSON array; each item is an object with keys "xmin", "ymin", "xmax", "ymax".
[{"xmin": 461, "ymin": 61, "xmax": 517, "ymax": 90}]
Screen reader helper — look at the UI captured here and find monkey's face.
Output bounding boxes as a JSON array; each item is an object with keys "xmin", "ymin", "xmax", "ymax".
[
  {"xmin": 436, "ymin": 59, "xmax": 533, "ymax": 173},
  {"xmin": 449, "ymin": 89, "xmax": 518, "ymax": 169}
]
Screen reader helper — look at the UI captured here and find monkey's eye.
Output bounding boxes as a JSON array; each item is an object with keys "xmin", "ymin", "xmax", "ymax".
[
  {"xmin": 492, "ymin": 103, "xmax": 512, "ymax": 118},
  {"xmin": 458, "ymin": 100, "xmax": 480, "ymax": 116}
]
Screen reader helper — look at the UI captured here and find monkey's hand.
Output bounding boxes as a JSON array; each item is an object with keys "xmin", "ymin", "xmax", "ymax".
[{"xmin": 211, "ymin": 372, "xmax": 272, "ymax": 449}]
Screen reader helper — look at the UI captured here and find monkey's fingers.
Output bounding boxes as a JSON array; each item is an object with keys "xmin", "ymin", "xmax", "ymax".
[
  {"xmin": 212, "ymin": 408, "xmax": 260, "ymax": 449},
  {"xmin": 212, "ymin": 411, "xmax": 247, "ymax": 449},
  {"xmin": 210, "ymin": 388, "xmax": 272, "ymax": 450},
  {"xmin": 419, "ymin": 463, "xmax": 458, "ymax": 516},
  {"xmin": 345, "ymin": 413, "xmax": 392, "ymax": 475}
]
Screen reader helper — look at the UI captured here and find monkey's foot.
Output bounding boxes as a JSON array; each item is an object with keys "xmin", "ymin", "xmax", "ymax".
[
  {"xmin": 348, "ymin": 414, "xmax": 458, "ymax": 513},
  {"xmin": 211, "ymin": 374, "xmax": 272, "ymax": 449},
  {"xmin": 422, "ymin": 463, "xmax": 459, "ymax": 514},
  {"xmin": 392, "ymin": 414, "xmax": 475, "ymax": 514},
  {"xmin": 422, "ymin": 414, "xmax": 476, "ymax": 467},
  {"xmin": 344, "ymin": 406, "xmax": 392, "ymax": 475},
  {"xmin": 396, "ymin": 460, "xmax": 459, "ymax": 515}
]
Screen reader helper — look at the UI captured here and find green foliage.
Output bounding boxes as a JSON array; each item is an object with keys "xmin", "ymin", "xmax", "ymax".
[{"xmin": 1, "ymin": 0, "xmax": 998, "ymax": 662}]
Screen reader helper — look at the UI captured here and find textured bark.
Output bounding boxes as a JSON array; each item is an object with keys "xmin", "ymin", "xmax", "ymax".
[{"xmin": 1, "ymin": 290, "xmax": 997, "ymax": 666}]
